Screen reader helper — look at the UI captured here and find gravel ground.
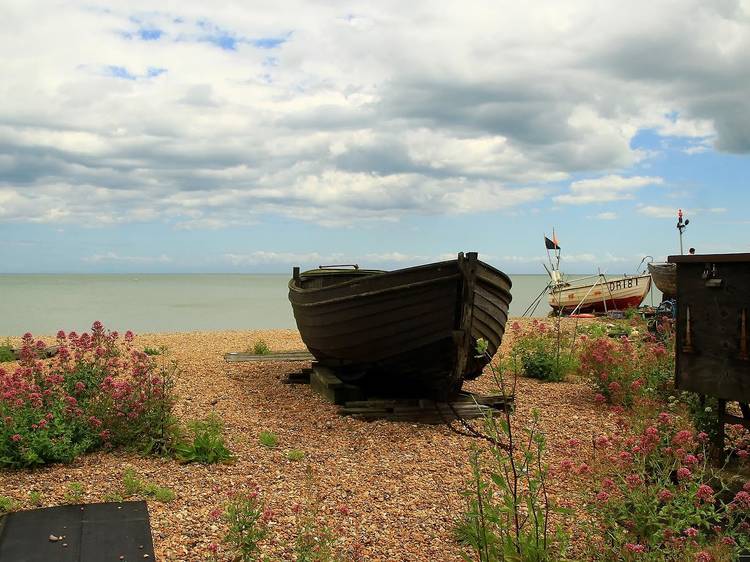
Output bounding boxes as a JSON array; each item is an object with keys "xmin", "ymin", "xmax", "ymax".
[{"xmin": 0, "ymin": 320, "xmax": 616, "ymax": 561}]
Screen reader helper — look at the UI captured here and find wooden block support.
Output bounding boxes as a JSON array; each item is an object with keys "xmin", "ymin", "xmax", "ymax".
[{"xmin": 310, "ymin": 364, "xmax": 365, "ymax": 405}]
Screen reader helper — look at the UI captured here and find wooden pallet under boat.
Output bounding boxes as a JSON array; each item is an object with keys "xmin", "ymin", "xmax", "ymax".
[
  {"xmin": 288, "ymin": 252, "xmax": 512, "ymax": 399},
  {"xmin": 647, "ymin": 262, "xmax": 677, "ymax": 299},
  {"xmin": 548, "ymin": 273, "xmax": 652, "ymax": 314}
]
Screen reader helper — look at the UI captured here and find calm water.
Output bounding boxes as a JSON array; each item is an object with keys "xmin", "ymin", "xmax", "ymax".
[{"xmin": 0, "ymin": 274, "xmax": 662, "ymax": 336}]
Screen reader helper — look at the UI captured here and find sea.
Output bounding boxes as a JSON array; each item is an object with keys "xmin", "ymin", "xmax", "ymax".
[{"xmin": 0, "ymin": 274, "xmax": 663, "ymax": 336}]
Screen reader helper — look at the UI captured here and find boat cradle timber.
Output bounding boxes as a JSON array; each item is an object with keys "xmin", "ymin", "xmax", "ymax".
[
  {"xmin": 548, "ymin": 273, "xmax": 652, "ymax": 314},
  {"xmin": 288, "ymin": 252, "xmax": 512, "ymax": 399},
  {"xmin": 647, "ymin": 262, "xmax": 677, "ymax": 299}
]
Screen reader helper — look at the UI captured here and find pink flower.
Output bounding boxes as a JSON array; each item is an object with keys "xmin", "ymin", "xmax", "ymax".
[
  {"xmin": 683, "ymin": 527, "xmax": 698, "ymax": 538},
  {"xmin": 608, "ymin": 381, "xmax": 622, "ymax": 394},
  {"xmin": 567, "ymin": 438, "xmax": 581, "ymax": 448},
  {"xmin": 658, "ymin": 412, "xmax": 671, "ymax": 425},
  {"xmin": 697, "ymin": 431, "xmax": 708, "ymax": 442},
  {"xmin": 56, "ymin": 330, "xmax": 66, "ymax": 340},
  {"xmin": 10, "ymin": 434, "xmax": 22, "ymax": 442},
  {"xmin": 676, "ymin": 467, "xmax": 692, "ymax": 481},
  {"xmin": 208, "ymin": 542, "xmax": 218, "ymax": 554},
  {"xmin": 601, "ymin": 478, "xmax": 615, "ymax": 490},
  {"xmin": 336, "ymin": 504, "xmax": 351, "ymax": 515},
  {"xmin": 721, "ymin": 536, "xmax": 737, "ymax": 546},
  {"xmin": 673, "ymin": 429, "xmax": 693, "ymax": 446},
  {"xmin": 630, "ymin": 378, "xmax": 643, "ymax": 391},
  {"xmin": 695, "ymin": 484, "xmax": 714, "ymax": 503},
  {"xmin": 594, "ymin": 393, "xmax": 606, "ymax": 404},
  {"xmin": 731, "ymin": 490, "xmax": 750, "ymax": 510},
  {"xmin": 559, "ymin": 459, "xmax": 574, "ymax": 472},
  {"xmin": 625, "ymin": 543, "xmax": 646, "ymax": 553},
  {"xmin": 618, "ymin": 451, "xmax": 633, "ymax": 464},
  {"xmin": 576, "ymin": 463, "xmax": 590, "ymax": 475},
  {"xmin": 658, "ymin": 489, "xmax": 674, "ymax": 503},
  {"xmin": 625, "ymin": 474, "xmax": 643, "ymax": 489},
  {"xmin": 209, "ymin": 507, "xmax": 222, "ymax": 519},
  {"xmin": 124, "ymin": 330, "xmax": 134, "ymax": 342},
  {"xmin": 596, "ymin": 490, "xmax": 610, "ymax": 503},
  {"xmin": 644, "ymin": 426, "xmax": 659, "ymax": 438},
  {"xmin": 684, "ymin": 454, "xmax": 698, "ymax": 466},
  {"xmin": 594, "ymin": 435, "xmax": 610, "ymax": 449},
  {"xmin": 694, "ymin": 551, "xmax": 712, "ymax": 562}
]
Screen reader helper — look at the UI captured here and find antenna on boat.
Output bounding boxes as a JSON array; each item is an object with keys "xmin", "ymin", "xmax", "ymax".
[
  {"xmin": 677, "ymin": 209, "xmax": 689, "ymax": 255},
  {"xmin": 523, "ymin": 230, "xmax": 563, "ymax": 317},
  {"xmin": 544, "ymin": 229, "xmax": 562, "ymax": 285}
]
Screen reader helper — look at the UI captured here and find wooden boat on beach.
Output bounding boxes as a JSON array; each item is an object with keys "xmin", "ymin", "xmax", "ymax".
[
  {"xmin": 647, "ymin": 262, "xmax": 677, "ymax": 299},
  {"xmin": 288, "ymin": 252, "xmax": 512, "ymax": 398},
  {"xmin": 548, "ymin": 273, "xmax": 652, "ymax": 314}
]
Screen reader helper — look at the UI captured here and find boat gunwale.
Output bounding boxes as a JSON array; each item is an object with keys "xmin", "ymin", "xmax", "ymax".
[{"xmin": 288, "ymin": 257, "xmax": 512, "ymax": 297}]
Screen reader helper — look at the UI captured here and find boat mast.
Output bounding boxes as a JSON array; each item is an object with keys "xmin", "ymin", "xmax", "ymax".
[{"xmin": 677, "ymin": 209, "xmax": 689, "ymax": 255}]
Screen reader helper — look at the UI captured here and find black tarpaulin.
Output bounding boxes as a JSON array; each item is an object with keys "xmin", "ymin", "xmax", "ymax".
[{"xmin": 0, "ymin": 501, "xmax": 155, "ymax": 561}]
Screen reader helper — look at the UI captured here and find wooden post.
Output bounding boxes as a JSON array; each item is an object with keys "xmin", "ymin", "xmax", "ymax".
[{"xmin": 453, "ymin": 252, "xmax": 477, "ymax": 395}]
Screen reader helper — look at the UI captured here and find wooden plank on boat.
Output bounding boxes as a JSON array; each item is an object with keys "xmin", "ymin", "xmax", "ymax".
[{"xmin": 224, "ymin": 350, "xmax": 314, "ymax": 363}]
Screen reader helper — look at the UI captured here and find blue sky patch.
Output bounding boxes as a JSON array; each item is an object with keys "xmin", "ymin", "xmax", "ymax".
[
  {"xmin": 106, "ymin": 65, "xmax": 136, "ymax": 80},
  {"xmin": 139, "ymin": 28, "xmax": 163, "ymax": 40},
  {"xmin": 252, "ymin": 37, "xmax": 286, "ymax": 49},
  {"xmin": 147, "ymin": 67, "xmax": 167, "ymax": 78}
]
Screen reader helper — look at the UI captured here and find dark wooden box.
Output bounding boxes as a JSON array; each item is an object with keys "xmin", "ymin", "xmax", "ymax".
[{"xmin": 669, "ymin": 253, "xmax": 750, "ymax": 402}]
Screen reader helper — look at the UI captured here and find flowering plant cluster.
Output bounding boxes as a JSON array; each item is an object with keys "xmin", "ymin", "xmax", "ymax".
[
  {"xmin": 508, "ymin": 320, "xmax": 577, "ymax": 382},
  {"xmin": 560, "ymin": 411, "xmax": 750, "ymax": 560},
  {"xmin": 0, "ymin": 322, "xmax": 176, "ymax": 468},
  {"xmin": 577, "ymin": 328, "xmax": 673, "ymax": 407}
]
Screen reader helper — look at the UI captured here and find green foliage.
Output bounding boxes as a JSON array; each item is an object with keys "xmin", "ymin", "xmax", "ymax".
[
  {"xmin": 0, "ymin": 495, "xmax": 17, "ymax": 514},
  {"xmin": 570, "ymin": 411, "xmax": 750, "ymax": 560},
  {"xmin": 64, "ymin": 482, "xmax": 84, "ymax": 504},
  {"xmin": 509, "ymin": 320, "xmax": 577, "ymax": 382},
  {"xmin": 259, "ymin": 430, "xmax": 278, "ymax": 448},
  {"xmin": 143, "ymin": 346, "xmax": 163, "ymax": 356},
  {"xmin": 0, "ymin": 324, "xmax": 179, "ymax": 468},
  {"xmin": 28, "ymin": 490, "xmax": 43, "ymax": 506},
  {"xmin": 123, "ymin": 468, "xmax": 143, "ymax": 497},
  {"xmin": 286, "ymin": 449, "xmax": 305, "ymax": 461},
  {"xmin": 0, "ymin": 341, "xmax": 14, "ymax": 363},
  {"xmin": 103, "ymin": 491, "xmax": 124, "ymax": 503},
  {"xmin": 121, "ymin": 468, "xmax": 175, "ymax": 503},
  {"xmin": 579, "ymin": 319, "xmax": 674, "ymax": 407},
  {"xmin": 175, "ymin": 414, "xmax": 234, "ymax": 464},
  {"xmin": 457, "ymin": 343, "xmax": 570, "ymax": 561},
  {"xmin": 224, "ymin": 489, "xmax": 268, "ymax": 562},
  {"xmin": 252, "ymin": 340, "xmax": 271, "ymax": 355},
  {"xmin": 293, "ymin": 467, "xmax": 342, "ymax": 562}
]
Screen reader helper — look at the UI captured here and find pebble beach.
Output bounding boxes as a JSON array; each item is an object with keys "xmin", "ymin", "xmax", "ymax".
[{"xmin": 0, "ymin": 320, "xmax": 614, "ymax": 561}]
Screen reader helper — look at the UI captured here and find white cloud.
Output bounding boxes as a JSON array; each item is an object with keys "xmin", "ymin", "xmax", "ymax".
[
  {"xmin": 595, "ymin": 212, "xmax": 617, "ymax": 220},
  {"xmin": 555, "ymin": 175, "xmax": 664, "ymax": 205},
  {"xmin": 637, "ymin": 205, "xmax": 727, "ymax": 218},
  {"xmin": 82, "ymin": 252, "xmax": 171, "ymax": 264},
  {"xmin": 1, "ymin": 1, "xmax": 748, "ymax": 229}
]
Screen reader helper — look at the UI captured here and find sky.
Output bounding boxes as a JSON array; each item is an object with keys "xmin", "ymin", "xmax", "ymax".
[{"xmin": 1, "ymin": 1, "xmax": 749, "ymax": 274}]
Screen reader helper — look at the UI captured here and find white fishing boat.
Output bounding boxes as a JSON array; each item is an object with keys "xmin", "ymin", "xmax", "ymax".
[
  {"xmin": 548, "ymin": 272, "xmax": 652, "ymax": 314},
  {"xmin": 524, "ymin": 232, "xmax": 652, "ymax": 315}
]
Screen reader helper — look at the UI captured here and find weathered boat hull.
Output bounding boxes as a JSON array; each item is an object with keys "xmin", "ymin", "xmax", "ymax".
[
  {"xmin": 647, "ymin": 262, "xmax": 677, "ymax": 299},
  {"xmin": 548, "ymin": 274, "xmax": 652, "ymax": 313},
  {"xmin": 288, "ymin": 253, "xmax": 512, "ymax": 398}
]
